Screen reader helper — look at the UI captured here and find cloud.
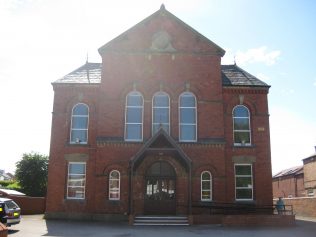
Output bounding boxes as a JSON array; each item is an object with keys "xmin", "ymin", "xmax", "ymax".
[
  {"xmin": 222, "ymin": 46, "xmax": 281, "ymax": 66},
  {"xmin": 270, "ymin": 106, "xmax": 316, "ymax": 174},
  {"xmin": 256, "ymin": 73, "xmax": 270, "ymax": 82},
  {"xmin": 313, "ymin": 80, "xmax": 316, "ymax": 87},
  {"xmin": 236, "ymin": 46, "xmax": 281, "ymax": 66}
]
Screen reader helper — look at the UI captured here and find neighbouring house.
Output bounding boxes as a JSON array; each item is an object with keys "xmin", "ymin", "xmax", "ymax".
[
  {"xmin": 46, "ymin": 5, "xmax": 272, "ymax": 221},
  {"xmin": 272, "ymin": 166, "xmax": 304, "ymax": 198},
  {"xmin": 0, "ymin": 170, "xmax": 14, "ymax": 181},
  {"xmin": 273, "ymin": 147, "xmax": 316, "ymax": 198}
]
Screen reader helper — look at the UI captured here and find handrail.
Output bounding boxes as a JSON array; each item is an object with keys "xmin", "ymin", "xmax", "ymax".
[{"xmin": 191, "ymin": 202, "xmax": 293, "ymax": 215}]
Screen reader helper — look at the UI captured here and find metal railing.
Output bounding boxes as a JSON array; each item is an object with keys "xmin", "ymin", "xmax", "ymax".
[{"xmin": 192, "ymin": 202, "xmax": 293, "ymax": 215}]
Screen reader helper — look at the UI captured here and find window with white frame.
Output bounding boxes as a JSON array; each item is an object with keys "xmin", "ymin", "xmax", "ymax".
[
  {"xmin": 125, "ymin": 91, "xmax": 143, "ymax": 141},
  {"xmin": 307, "ymin": 189, "xmax": 315, "ymax": 197},
  {"xmin": 109, "ymin": 170, "xmax": 120, "ymax": 200},
  {"xmin": 233, "ymin": 105, "xmax": 251, "ymax": 145},
  {"xmin": 70, "ymin": 103, "xmax": 89, "ymax": 144},
  {"xmin": 235, "ymin": 164, "xmax": 253, "ymax": 200},
  {"xmin": 179, "ymin": 92, "xmax": 197, "ymax": 142},
  {"xmin": 67, "ymin": 162, "xmax": 86, "ymax": 199},
  {"xmin": 152, "ymin": 92, "xmax": 170, "ymax": 135},
  {"xmin": 201, "ymin": 171, "xmax": 212, "ymax": 201}
]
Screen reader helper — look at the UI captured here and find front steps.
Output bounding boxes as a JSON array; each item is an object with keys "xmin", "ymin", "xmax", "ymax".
[{"xmin": 133, "ymin": 215, "xmax": 190, "ymax": 226}]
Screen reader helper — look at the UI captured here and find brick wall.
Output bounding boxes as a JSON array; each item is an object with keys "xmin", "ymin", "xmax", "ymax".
[
  {"xmin": 273, "ymin": 174, "xmax": 305, "ymax": 198},
  {"xmin": 10, "ymin": 196, "xmax": 46, "ymax": 215},
  {"xmin": 304, "ymin": 160, "xmax": 316, "ymax": 189},
  {"xmin": 0, "ymin": 223, "xmax": 7, "ymax": 237},
  {"xmin": 280, "ymin": 197, "xmax": 316, "ymax": 217}
]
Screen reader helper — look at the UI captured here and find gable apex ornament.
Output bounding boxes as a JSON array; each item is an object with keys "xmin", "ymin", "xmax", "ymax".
[
  {"xmin": 160, "ymin": 4, "xmax": 165, "ymax": 10},
  {"xmin": 150, "ymin": 31, "xmax": 176, "ymax": 52}
]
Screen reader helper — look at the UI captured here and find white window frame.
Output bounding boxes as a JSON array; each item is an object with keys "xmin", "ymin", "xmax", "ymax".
[
  {"xmin": 234, "ymin": 164, "xmax": 253, "ymax": 201},
  {"xmin": 233, "ymin": 105, "xmax": 251, "ymax": 146},
  {"xmin": 70, "ymin": 103, "xmax": 89, "ymax": 144},
  {"xmin": 109, "ymin": 170, "xmax": 120, "ymax": 201},
  {"xmin": 307, "ymin": 189, "xmax": 315, "ymax": 197},
  {"xmin": 124, "ymin": 91, "xmax": 144, "ymax": 142},
  {"xmin": 179, "ymin": 92, "xmax": 197, "ymax": 142},
  {"xmin": 152, "ymin": 91, "xmax": 170, "ymax": 135},
  {"xmin": 67, "ymin": 162, "xmax": 86, "ymax": 200},
  {"xmin": 201, "ymin": 171, "xmax": 212, "ymax": 201}
]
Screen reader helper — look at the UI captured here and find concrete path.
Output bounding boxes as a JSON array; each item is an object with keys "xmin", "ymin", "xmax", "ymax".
[{"xmin": 7, "ymin": 215, "xmax": 316, "ymax": 237}]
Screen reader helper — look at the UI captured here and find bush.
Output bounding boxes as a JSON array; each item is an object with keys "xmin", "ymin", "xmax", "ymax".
[{"xmin": 0, "ymin": 180, "xmax": 14, "ymax": 188}]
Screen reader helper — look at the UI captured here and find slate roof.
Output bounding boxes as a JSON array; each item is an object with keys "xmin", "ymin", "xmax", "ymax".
[
  {"xmin": 53, "ymin": 62, "xmax": 102, "ymax": 84},
  {"xmin": 221, "ymin": 64, "xmax": 269, "ymax": 87},
  {"xmin": 273, "ymin": 165, "xmax": 304, "ymax": 178},
  {"xmin": 53, "ymin": 63, "xmax": 269, "ymax": 88}
]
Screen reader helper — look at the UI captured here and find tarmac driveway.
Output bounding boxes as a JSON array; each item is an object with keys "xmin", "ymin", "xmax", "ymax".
[{"xmin": 7, "ymin": 215, "xmax": 316, "ymax": 237}]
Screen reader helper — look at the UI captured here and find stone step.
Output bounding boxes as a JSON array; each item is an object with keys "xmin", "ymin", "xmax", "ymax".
[{"xmin": 134, "ymin": 215, "xmax": 190, "ymax": 226}]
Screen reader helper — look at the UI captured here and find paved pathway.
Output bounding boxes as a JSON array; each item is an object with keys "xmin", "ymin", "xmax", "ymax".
[{"xmin": 7, "ymin": 215, "xmax": 316, "ymax": 237}]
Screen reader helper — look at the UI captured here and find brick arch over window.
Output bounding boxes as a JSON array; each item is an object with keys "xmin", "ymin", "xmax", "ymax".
[
  {"xmin": 102, "ymin": 164, "xmax": 127, "ymax": 201},
  {"xmin": 223, "ymin": 96, "xmax": 257, "ymax": 116}
]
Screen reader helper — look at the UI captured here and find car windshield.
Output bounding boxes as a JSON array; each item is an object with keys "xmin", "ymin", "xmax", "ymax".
[{"xmin": 5, "ymin": 200, "xmax": 19, "ymax": 209}]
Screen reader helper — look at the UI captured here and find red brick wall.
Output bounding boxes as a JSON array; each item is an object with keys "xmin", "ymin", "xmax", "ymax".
[
  {"xmin": 273, "ymin": 174, "xmax": 305, "ymax": 198},
  {"xmin": 10, "ymin": 196, "xmax": 46, "ymax": 215},
  {"xmin": 0, "ymin": 223, "xmax": 7, "ymax": 237}
]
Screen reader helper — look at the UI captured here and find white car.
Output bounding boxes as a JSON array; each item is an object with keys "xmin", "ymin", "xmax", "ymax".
[{"xmin": 0, "ymin": 197, "xmax": 21, "ymax": 226}]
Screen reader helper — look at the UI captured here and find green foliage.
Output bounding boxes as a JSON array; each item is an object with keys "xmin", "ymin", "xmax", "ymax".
[
  {"xmin": 0, "ymin": 180, "xmax": 14, "ymax": 187},
  {"xmin": 15, "ymin": 152, "xmax": 48, "ymax": 197},
  {"xmin": 6, "ymin": 182, "xmax": 22, "ymax": 191}
]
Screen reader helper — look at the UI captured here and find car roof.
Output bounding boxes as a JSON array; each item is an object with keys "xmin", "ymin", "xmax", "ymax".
[{"xmin": 0, "ymin": 197, "xmax": 13, "ymax": 202}]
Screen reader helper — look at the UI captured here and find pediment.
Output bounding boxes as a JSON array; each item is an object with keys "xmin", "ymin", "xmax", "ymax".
[
  {"xmin": 130, "ymin": 128, "xmax": 192, "ymax": 171},
  {"xmin": 98, "ymin": 5, "xmax": 225, "ymax": 56}
]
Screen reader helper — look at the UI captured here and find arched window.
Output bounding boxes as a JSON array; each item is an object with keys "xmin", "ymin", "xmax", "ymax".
[
  {"xmin": 201, "ymin": 171, "xmax": 212, "ymax": 201},
  {"xmin": 125, "ymin": 91, "xmax": 143, "ymax": 141},
  {"xmin": 70, "ymin": 103, "xmax": 89, "ymax": 144},
  {"xmin": 179, "ymin": 92, "xmax": 197, "ymax": 142},
  {"xmin": 233, "ymin": 105, "xmax": 251, "ymax": 145},
  {"xmin": 152, "ymin": 92, "xmax": 170, "ymax": 135},
  {"xmin": 109, "ymin": 170, "xmax": 120, "ymax": 200}
]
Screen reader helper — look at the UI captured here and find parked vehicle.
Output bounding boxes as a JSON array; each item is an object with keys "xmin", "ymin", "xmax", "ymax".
[{"xmin": 0, "ymin": 198, "xmax": 21, "ymax": 226}]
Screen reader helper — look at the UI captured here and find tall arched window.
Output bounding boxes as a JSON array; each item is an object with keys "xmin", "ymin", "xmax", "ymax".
[
  {"xmin": 179, "ymin": 92, "xmax": 197, "ymax": 142},
  {"xmin": 125, "ymin": 91, "xmax": 143, "ymax": 141},
  {"xmin": 233, "ymin": 105, "xmax": 251, "ymax": 145},
  {"xmin": 109, "ymin": 170, "xmax": 120, "ymax": 200},
  {"xmin": 152, "ymin": 92, "xmax": 170, "ymax": 135},
  {"xmin": 201, "ymin": 171, "xmax": 212, "ymax": 201},
  {"xmin": 70, "ymin": 103, "xmax": 89, "ymax": 144}
]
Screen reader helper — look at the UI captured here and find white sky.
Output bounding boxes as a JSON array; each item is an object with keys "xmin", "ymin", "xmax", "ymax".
[{"xmin": 1, "ymin": 0, "xmax": 316, "ymax": 174}]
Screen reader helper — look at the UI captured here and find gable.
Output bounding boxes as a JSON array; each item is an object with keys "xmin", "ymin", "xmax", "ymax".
[
  {"xmin": 131, "ymin": 128, "xmax": 192, "ymax": 171},
  {"xmin": 98, "ymin": 5, "xmax": 225, "ymax": 56}
]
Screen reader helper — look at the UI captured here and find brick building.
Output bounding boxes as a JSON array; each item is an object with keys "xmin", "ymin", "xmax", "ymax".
[
  {"xmin": 272, "ymin": 166, "xmax": 304, "ymax": 198},
  {"xmin": 46, "ymin": 5, "xmax": 272, "ymax": 221},
  {"xmin": 273, "ymin": 147, "xmax": 316, "ymax": 198}
]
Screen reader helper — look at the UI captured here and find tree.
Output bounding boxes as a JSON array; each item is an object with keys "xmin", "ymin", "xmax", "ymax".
[{"xmin": 15, "ymin": 152, "xmax": 48, "ymax": 197}]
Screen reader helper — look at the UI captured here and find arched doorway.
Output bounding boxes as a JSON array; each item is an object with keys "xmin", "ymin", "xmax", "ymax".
[{"xmin": 144, "ymin": 161, "xmax": 176, "ymax": 215}]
